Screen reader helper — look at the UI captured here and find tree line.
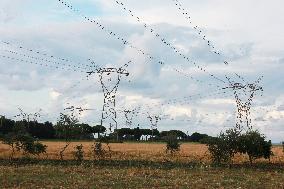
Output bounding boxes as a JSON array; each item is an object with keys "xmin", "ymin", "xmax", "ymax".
[
  {"xmin": 0, "ymin": 116, "xmax": 210, "ymax": 142},
  {"xmin": 0, "ymin": 115, "xmax": 274, "ymax": 165}
]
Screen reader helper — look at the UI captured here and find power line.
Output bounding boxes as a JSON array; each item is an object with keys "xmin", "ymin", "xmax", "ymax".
[
  {"xmin": 0, "ymin": 49, "xmax": 88, "ymax": 73},
  {"xmin": 112, "ymin": 0, "xmax": 227, "ymax": 84},
  {"xmin": 0, "ymin": 41, "xmax": 95, "ymax": 70},
  {"xmin": 57, "ymin": 0, "xmax": 227, "ymax": 88},
  {"xmin": 171, "ymin": 0, "xmax": 229, "ymax": 65},
  {"xmin": 0, "ymin": 54, "xmax": 85, "ymax": 73}
]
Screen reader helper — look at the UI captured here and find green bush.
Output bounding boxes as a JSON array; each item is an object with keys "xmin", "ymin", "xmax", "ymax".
[
  {"xmin": 238, "ymin": 130, "xmax": 272, "ymax": 164},
  {"xmin": 206, "ymin": 129, "xmax": 239, "ymax": 165},
  {"xmin": 30, "ymin": 142, "xmax": 47, "ymax": 156},
  {"xmin": 205, "ymin": 129, "xmax": 272, "ymax": 165},
  {"xmin": 92, "ymin": 142, "xmax": 105, "ymax": 159},
  {"xmin": 165, "ymin": 135, "xmax": 180, "ymax": 154},
  {"xmin": 73, "ymin": 144, "xmax": 84, "ymax": 162},
  {"xmin": 2, "ymin": 132, "xmax": 47, "ymax": 158}
]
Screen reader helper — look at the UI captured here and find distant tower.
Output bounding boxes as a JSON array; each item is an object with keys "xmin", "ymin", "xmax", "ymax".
[
  {"xmin": 224, "ymin": 76, "xmax": 263, "ymax": 131},
  {"xmin": 87, "ymin": 67, "xmax": 129, "ymax": 133},
  {"xmin": 124, "ymin": 110, "xmax": 135, "ymax": 128},
  {"xmin": 147, "ymin": 114, "xmax": 161, "ymax": 139}
]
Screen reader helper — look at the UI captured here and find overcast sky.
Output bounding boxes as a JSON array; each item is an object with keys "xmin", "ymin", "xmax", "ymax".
[{"xmin": 0, "ymin": 0, "xmax": 283, "ymax": 142}]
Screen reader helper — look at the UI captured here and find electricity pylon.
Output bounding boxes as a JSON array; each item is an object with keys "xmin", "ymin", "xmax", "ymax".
[
  {"xmin": 123, "ymin": 108, "xmax": 139, "ymax": 128},
  {"xmin": 224, "ymin": 75, "xmax": 263, "ymax": 131},
  {"xmin": 87, "ymin": 65, "xmax": 129, "ymax": 140},
  {"xmin": 147, "ymin": 113, "xmax": 161, "ymax": 140}
]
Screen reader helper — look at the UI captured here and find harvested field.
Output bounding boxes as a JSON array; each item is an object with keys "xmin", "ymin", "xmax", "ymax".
[
  {"xmin": 0, "ymin": 142, "xmax": 284, "ymax": 188},
  {"xmin": 0, "ymin": 142, "xmax": 283, "ymax": 164},
  {"xmin": 1, "ymin": 163, "xmax": 284, "ymax": 189}
]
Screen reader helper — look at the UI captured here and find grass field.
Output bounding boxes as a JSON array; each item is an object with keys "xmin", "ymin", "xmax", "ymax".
[{"xmin": 0, "ymin": 142, "xmax": 284, "ymax": 188}]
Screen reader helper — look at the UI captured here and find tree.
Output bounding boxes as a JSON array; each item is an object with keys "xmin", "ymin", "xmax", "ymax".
[
  {"xmin": 205, "ymin": 129, "xmax": 272, "ymax": 165},
  {"xmin": 2, "ymin": 132, "xmax": 19, "ymax": 158},
  {"xmin": 166, "ymin": 134, "xmax": 181, "ymax": 154},
  {"xmin": 0, "ymin": 116, "xmax": 15, "ymax": 135},
  {"xmin": 116, "ymin": 128, "xmax": 132, "ymax": 139},
  {"xmin": 238, "ymin": 130, "xmax": 273, "ymax": 165},
  {"xmin": 189, "ymin": 132, "xmax": 209, "ymax": 142},
  {"xmin": 133, "ymin": 127, "xmax": 142, "ymax": 141},
  {"xmin": 75, "ymin": 124, "xmax": 93, "ymax": 139},
  {"xmin": 2, "ymin": 132, "xmax": 47, "ymax": 158},
  {"xmin": 55, "ymin": 113, "xmax": 79, "ymax": 160},
  {"xmin": 92, "ymin": 125, "xmax": 106, "ymax": 138},
  {"xmin": 205, "ymin": 129, "xmax": 239, "ymax": 165},
  {"xmin": 26, "ymin": 121, "xmax": 55, "ymax": 139},
  {"xmin": 160, "ymin": 130, "xmax": 187, "ymax": 140},
  {"xmin": 0, "ymin": 116, "xmax": 56, "ymax": 140}
]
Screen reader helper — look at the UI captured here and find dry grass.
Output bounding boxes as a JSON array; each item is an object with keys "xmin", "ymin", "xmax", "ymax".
[
  {"xmin": 1, "ymin": 164, "xmax": 284, "ymax": 189},
  {"xmin": 0, "ymin": 142, "xmax": 283, "ymax": 164},
  {"xmin": 1, "ymin": 142, "xmax": 284, "ymax": 188}
]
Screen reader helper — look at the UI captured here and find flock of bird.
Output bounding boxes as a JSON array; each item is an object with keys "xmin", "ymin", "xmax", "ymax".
[{"xmin": 0, "ymin": 0, "xmax": 278, "ymax": 132}]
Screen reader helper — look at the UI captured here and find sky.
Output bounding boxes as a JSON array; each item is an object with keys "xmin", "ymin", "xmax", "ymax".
[{"xmin": 0, "ymin": 0, "xmax": 283, "ymax": 142}]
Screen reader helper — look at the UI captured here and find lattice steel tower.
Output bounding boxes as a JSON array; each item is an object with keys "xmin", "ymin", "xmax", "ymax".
[
  {"xmin": 87, "ymin": 67, "xmax": 129, "ymax": 133},
  {"xmin": 224, "ymin": 76, "xmax": 263, "ymax": 131}
]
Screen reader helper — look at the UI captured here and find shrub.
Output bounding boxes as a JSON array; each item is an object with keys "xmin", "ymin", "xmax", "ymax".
[
  {"xmin": 205, "ymin": 129, "xmax": 239, "ymax": 165},
  {"xmin": 165, "ymin": 135, "xmax": 180, "ymax": 154},
  {"xmin": 30, "ymin": 142, "xmax": 47, "ymax": 156},
  {"xmin": 73, "ymin": 144, "xmax": 84, "ymax": 162},
  {"xmin": 98, "ymin": 136, "xmax": 112, "ymax": 158},
  {"xmin": 92, "ymin": 142, "xmax": 105, "ymax": 159},
  {"xmin": 282, "ymin": 141, "xmax": 284, "ymax": 153},
  {"xmin": 2, "ymin": 132, "xmax": 19, "ymax": 158},
  {"xmin": 205, "ymin": 129, "xmax": 273, "ymax": 165},
  {"xmin": 56, "ymin": 113, "xmax": 79, "ymax": 160},
  {"xmin": 238, "ymin": 130, "xmax": 273, "ymax": 164},
  {"xmin": 2, "ymin": 132, "xmax": 47, "ymax": 158}
]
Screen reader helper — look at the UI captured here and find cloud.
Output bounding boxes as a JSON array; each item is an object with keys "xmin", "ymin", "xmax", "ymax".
[
  {"xmin": 49, "ymin": 89, "xmax": 61, "ymax": 100},
  {"xmin": 0, "ymin": 0, "xmax": 284, "ymax": 142}
]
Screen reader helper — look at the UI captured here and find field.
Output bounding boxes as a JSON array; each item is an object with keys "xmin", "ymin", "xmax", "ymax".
[{"xmin": 0, "ymin": 142, "xmax": 284, "ymax": 188}]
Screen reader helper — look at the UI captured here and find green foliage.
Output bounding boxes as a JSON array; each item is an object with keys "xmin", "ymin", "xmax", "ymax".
[
  {"xmin": 96, "ymin": 137, "xmax": 112, "ymax": 159},
  {"xmin": 282, "ymin": 141, "xmax": 284, "ymax": 153},
  {"xmin": 25, "ymin": 121, "xmax": 55, "ymax": 139},
  {"xmin": 206, "ymin": 137, "xmax": 230, "ymax": 164},
  {"xmin": 2, "ymin": 132, "xmax": 47, "ymax": 158},
  {"xmin": 92, "ymin": 142, "xmax": 105, "ymax": 159},
  {"xmin": 132, "ymin": 127, "xmax": 141, "ymax": 141},
  {"xmin": 92, "ymin": 125, "xmax": 106, "ymax": 138},
  {"xmin": 1, "ymin": 116, "xmax": 100, "ymax": 140},
  {"xmin": 30, "ymin": 142, "xmax": 47, "ymax": 156},
  {"xmin": 117, "ymin": 128, "xmax": 133, "ymax": 138},
  {"xmin": 160, "ymin": 130, "xmax": 187, "ymax": 140},
  {"xmin": 54, "ymin": 113, "xmax": 79, "ymax": 141},
  {"xmin": 238, "ymin": 130, "xmax": 273, "ymax": 164},
  {"xmin": 165, "ymin": 135, "xmax": 181, "ymax": 154},
  {"xmin": 206, "ymin": 129, "xmax": 239, "ymax": 165},
  {"xmin": 189, "ymin": 132, "xmax": 209, "ymax": 143},
  {"xmin": 0, "ymin": 116, "xmax": 15, "ymax": 135},
  {"xmin": 56, "ymin": 113, "xmax": 79, "ymax": 160},
  {"xmin": 205, "ymin": 129, "xmax": 272, "ymax": 165},
  {"xmin": 115, "ymin": 127, "xmax": 160, "ymax": 141},
  {"xmin": 73, "ymin": 144, "xmax": 84, "ymax": 162}
]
